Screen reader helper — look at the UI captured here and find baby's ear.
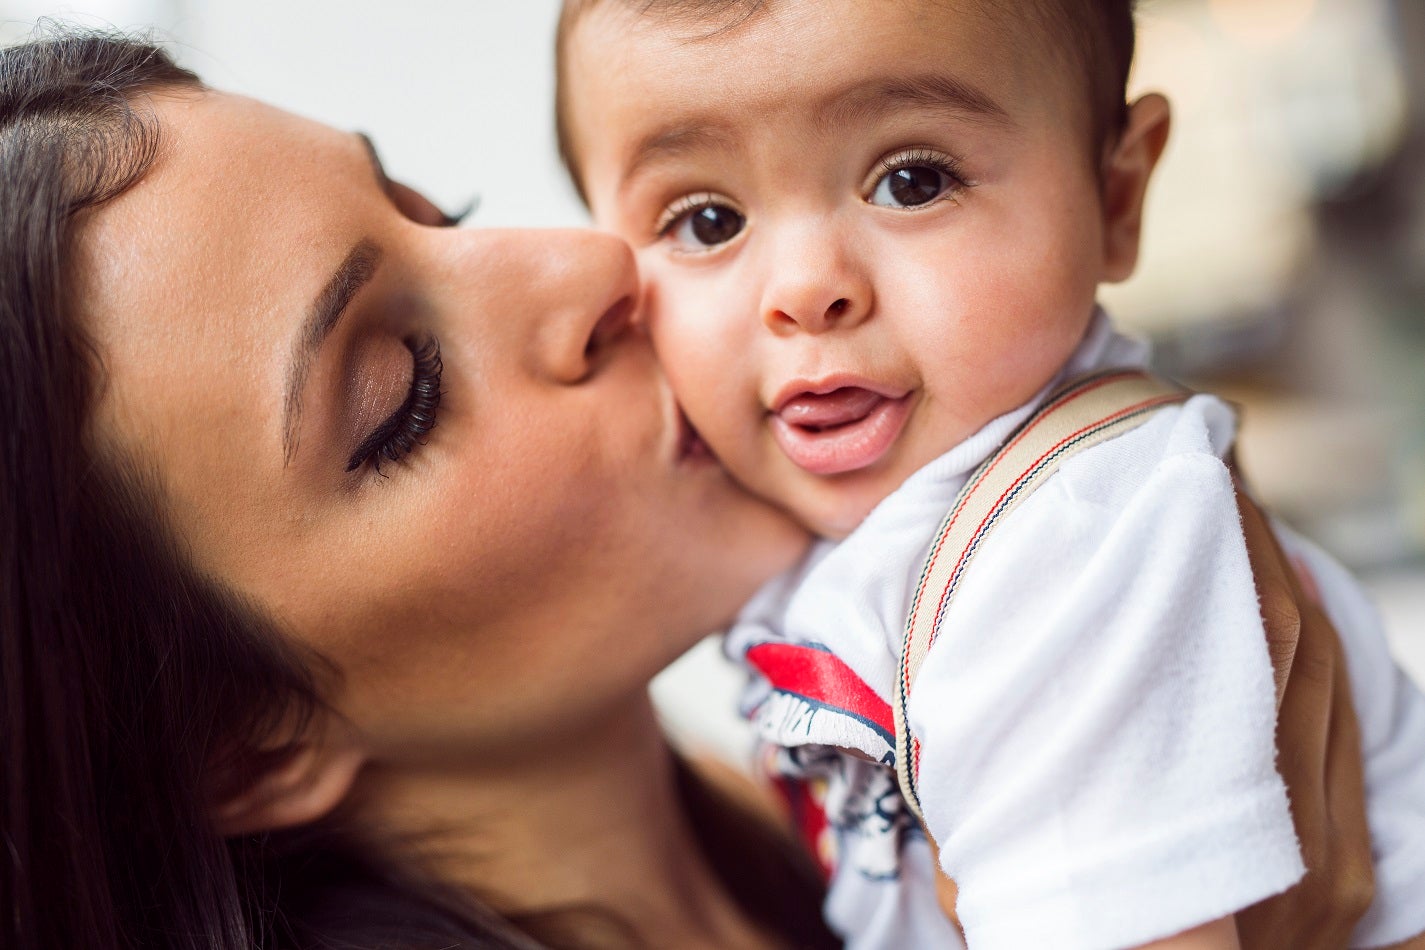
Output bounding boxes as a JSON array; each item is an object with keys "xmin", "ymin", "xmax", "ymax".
[
  {"xmin": 205, "ymin": 709, "xmax": 366, "ymax": 837},
  {"xmin": 1099, "ymin": 93, "xmax": 1171, "ymax": 283}
]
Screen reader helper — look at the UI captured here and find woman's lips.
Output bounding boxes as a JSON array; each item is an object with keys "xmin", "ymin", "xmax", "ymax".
[
  {"xmin": 676, "ymin": 403, "xmax": 715, "ymax": 465},
  {"xmin": 769, "ymin": 385, "xmax": 911, "ymax": 475}
]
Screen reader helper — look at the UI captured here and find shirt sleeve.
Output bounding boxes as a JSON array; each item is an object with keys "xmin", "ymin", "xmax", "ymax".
[{"xmin": 909, "ymin": 398, "xmax": 1304, "ymax": 950}]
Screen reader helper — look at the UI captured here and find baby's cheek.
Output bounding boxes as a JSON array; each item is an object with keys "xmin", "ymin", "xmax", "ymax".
[
  {"xmin": 638, "ymin": 264, "xmax": 783, "ymax": 497},
  {"xmin": 643, "ymin": 272, "xmax": 714, "ymax": 382},
  {"xmin": 642, "ymin": 281, "xmax": 740, "ymax": 419}
]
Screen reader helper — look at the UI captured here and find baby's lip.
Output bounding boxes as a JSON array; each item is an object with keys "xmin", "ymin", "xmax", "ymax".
[
  {"xmin": 775, "ymin": 387, "xmax": 887, "ymax": 430},
  {"xmin": 770, "ymin": 377, "xmax": 908, "ymax": 416},
  {"xmin": 768, "ymin": 378, "xmax": 912, "ymax": 476}
]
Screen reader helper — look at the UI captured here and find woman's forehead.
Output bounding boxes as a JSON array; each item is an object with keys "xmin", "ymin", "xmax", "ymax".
[
  {"xmin": 74, "ymin": 92, "xmax": 375, "ymax": 546},
  {"xmin": 78, "ymin": 92, "xmax": 370, "ymax": 413}
]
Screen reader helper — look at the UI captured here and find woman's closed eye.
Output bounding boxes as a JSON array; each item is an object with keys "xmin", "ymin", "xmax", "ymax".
[
  {"xmin": 347, "ymin": 335, "xmax": 443, "ymax": 475},
  {"xmin": 866, "ymin": 148, "xmax": 970, "ymax": 210},
  {"xmin": 656, "ymin": 192, "xmax": 746, "ymax": 252}
]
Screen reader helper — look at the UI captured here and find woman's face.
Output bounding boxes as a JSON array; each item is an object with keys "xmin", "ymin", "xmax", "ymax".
[{"xmin": 75, "ymin": 90, "xmax": 806, "ymax": 764}]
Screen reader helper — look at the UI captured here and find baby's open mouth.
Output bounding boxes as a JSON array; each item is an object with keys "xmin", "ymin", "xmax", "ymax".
[{"xmin": 770, "ymin": 385, "xmax": 911, "ymax": 476}]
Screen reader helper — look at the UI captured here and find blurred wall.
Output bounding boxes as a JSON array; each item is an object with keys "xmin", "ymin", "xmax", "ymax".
[
  {"xmin": 2, "ymin": 0, "xmax": 583, "ymax": 228},
  {"xmin": 1103, "ymin": 0, "xmax": 1424, "ymax": 571}
]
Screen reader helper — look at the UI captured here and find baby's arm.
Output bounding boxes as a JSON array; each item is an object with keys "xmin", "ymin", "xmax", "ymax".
[
  {"xmin": 924, "ymin": 835, "xmax": 1241, "ymax": 949},
  {"xmin": 923, "ymin": 484, "xmax": 1381, "ymax": 949},
  {"xmin": 908, "ymin": 400, "xmax": 1304, "ymax": 950}
]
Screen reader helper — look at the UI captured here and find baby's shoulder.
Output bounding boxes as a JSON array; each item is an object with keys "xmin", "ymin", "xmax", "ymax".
[
  {"xmin": 1046, "ymin": 391, "xmax": 1239, "ymax": 512},
  {"xmin": 950, "ymin": 390, "xmax": 1248, "ymax": 597}
]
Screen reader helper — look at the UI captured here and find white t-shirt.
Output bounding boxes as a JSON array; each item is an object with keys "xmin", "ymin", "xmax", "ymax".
[{"xmin": 727, "ymin": 313, "xmax": 1425, "ymax": 950}]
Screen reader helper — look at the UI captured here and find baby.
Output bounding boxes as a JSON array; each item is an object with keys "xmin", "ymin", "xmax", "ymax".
[{"xmin": 554, "ymin": 1, "xmax": 1425, "ymax": 948}]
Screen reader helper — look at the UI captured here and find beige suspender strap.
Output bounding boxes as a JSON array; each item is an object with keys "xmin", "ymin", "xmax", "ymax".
[{"xmin": 893, "ymin": 369, "xmax": 1191, "ymax": 820}]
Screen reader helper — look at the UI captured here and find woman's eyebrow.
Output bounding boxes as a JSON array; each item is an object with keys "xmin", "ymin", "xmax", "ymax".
[{"xmin": 282, "ymin": 240, "xmax": 382, "ymax": 465}]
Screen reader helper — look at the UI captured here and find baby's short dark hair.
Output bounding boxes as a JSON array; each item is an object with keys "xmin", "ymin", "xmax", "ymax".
[
  {"xmin": 554, "ymin": 0, "xmax": 1137, "ymax": 201},
  {"xmin": 1024, "ymin": 0, "xmax": 1139, "ymax": 144}
]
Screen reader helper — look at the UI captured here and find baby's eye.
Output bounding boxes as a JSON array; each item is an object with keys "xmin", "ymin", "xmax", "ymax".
[
  {"xmin": 659, "ymin": 195, "xmax": 746, "ymax": 251},
  {"xmin": 867, "ymin": 151, "xmax": 967, "ymax": 210}
]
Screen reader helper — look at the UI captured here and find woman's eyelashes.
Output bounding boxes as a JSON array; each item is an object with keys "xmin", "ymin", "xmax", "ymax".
[
  {"xmin": 387, "ymin": 178, "xmax": 475, "ymax": 228},
  {"xmin": 867, "ymin": 149, "xmax": 969, "ymax": 210},
  {"xmin": 439, "ymin": 197, "xmax": 478, "ymax": 228},
  {"xmin": 346, "ymin": 336, "xmax": 443, "ymax": 475},
  {"xmin": 656, "ymin": 192, "xmax": 746, "ymax": 252}
]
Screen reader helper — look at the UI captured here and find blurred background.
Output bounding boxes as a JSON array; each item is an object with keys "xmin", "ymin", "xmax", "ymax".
[{"xmin": 3, "ymin": 0, "xmax": 1421, "ymax": 764}]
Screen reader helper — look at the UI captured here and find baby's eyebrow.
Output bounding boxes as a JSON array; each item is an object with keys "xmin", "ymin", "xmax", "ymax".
[
  {"xmin": 616, "ymin": 72, "xmax": 1013, "ymax": 196},
  {"xmin": 620, "ymin": 124, "xmax": 736, "ymax": 194},
  {"xmin": 816, "ymin": 73, "xmax": 1014, "ymax": 133}
]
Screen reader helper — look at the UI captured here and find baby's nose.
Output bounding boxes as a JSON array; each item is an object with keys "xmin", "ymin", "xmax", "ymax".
[{"xmin": 759, "ymin": 229, "xmax": 874, "ymax": 335}]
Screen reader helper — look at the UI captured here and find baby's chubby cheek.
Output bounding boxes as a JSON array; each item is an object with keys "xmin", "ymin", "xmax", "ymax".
[
  {"xmin": 640, "ymin": 274, "xmax": 781, "ymax": 483},
  {"xmin": 652, "ymin": 329, "xmax": 885, "ymax": 538},
  {"xmin": 637, "ymin": 274, "xmax": 928, "ymax": 540},
  {"xmin": 645, "ymin": 307, "xmax": 747, "ymax": 447}
]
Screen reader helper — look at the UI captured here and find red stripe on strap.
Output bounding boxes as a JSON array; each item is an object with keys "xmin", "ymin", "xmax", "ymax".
[
  {"xmin": 746, "ymin": 642, "xmax": 896, "ymax": 737},
  {"xmin": 925, "ymin": 393, "xmax": 1185, "ymax": 651},
  {"xmin": 902, "ymin": 372, "xmax": 1133, "ymax": 642}
]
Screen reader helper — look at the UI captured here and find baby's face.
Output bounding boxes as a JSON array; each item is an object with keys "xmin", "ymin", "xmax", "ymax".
[{"xmin": 566, "ymin": 0, "xmax": 1114, "ymax": 537}]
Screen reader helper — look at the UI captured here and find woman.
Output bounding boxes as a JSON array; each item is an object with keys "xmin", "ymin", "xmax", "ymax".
[{"xmin": 0, "ymin": 30, "xmax": 1373, "ymax": 950}]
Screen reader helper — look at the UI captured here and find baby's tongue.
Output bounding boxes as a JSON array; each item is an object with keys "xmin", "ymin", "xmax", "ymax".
[{"xmin": 777, "ymin": 387, "xmax": 884, "ymax": 430}]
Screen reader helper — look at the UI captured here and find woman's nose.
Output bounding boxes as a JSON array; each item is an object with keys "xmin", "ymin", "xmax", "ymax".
[
  {"xmin": 460, "ymin": 228, "xmax": 640, "ymax": 385},
  {"xmin": 759, "ymin": 222, "xmax": 873, "ymax": 335}
]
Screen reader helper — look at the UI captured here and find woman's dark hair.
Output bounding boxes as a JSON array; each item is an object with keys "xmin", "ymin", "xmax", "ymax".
[
  {"xmin": 1, "ymin": 28, "xmax": 834, "ymax": 949},
  {"xmin": 0, "ymin": 28, "xmax": 322, "ymax": 949}
]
